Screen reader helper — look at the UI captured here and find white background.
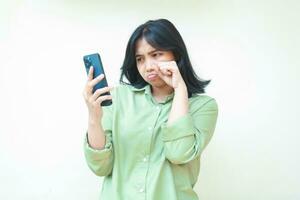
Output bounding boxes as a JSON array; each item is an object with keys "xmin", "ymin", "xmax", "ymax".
[{"xmin": 0, "ymin": 0, "xmax": 299, "ymax": 199}]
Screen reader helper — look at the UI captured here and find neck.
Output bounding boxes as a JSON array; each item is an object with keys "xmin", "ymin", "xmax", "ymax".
[{"xmin": 150, "ymin": 85, "xmax": 174, "ymax": 98}]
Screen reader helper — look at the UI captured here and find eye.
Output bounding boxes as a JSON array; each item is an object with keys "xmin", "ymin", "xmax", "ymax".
[
  {"xmin": 136, "ymin": 57, "xmax": 143, "ymax": 63},
  {"xmin": 153, "ymin": 52, "xmax": 162, "ymax": 57}
]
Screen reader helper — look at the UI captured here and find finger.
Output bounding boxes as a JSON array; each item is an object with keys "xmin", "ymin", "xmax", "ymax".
[
  {"xmin": 157, "ymin": 70, "xmax": 166, "ymax": 80},
  {"xmin": 95, "ymin": 95, "xmax": 113, "ymax": 104},
  {"xmin": 87, "ymin": 66, "xmax": 94, "ymax": 81},
  {"xmin": 156, "ymin": 60, "xmax": 174, "ymax": 67},
  {"xmin": 85, "ymin": 74, "xmax": 104, "ymax": 96},
  {"xmin": 89, "ymin": 74, "xmax": 105, "ymax": 88},
  {"xmin": 163, "ymin": 60, "xmax": 177, "ymax": 67},
  {"xmin": 161, "ymin": 67, "xmax": 172, "ymax": 75},
  {"xmin": 165, "ymin": 70, "xmax": 172, "ymax": 75},
  {"xmin": 83, "ymin": 84, "xmax": 93, "ymax": 100},
  {"xmin": 158, "ymin": 66, "xmax": 172, "ymax": 75},
  {"xmin": 158, "ymin": 64, "xmax": 176, "ymax": 74},
  {"xmin": 91, "ymin": 86, "xmax": 113, "ymax": 101}
]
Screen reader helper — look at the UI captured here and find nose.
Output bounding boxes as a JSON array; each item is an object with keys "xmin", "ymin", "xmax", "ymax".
[{"xmin": 145, "ymin": 59, "xmax": 157, "ymax": 72}]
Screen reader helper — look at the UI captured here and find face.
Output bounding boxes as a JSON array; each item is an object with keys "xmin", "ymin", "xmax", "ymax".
[{"xmin": 135, "ymin": 37, "xmax": 175, "ymax": 88}]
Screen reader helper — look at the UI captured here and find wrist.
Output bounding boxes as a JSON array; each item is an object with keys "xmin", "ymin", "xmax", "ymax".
[
  {"xmin": 174, "ymin": 82, "xmax": 187, "ymax": 93},
  {"xmin": 88, "ymin": 115, "xmax": 101, "ymax": 126}
]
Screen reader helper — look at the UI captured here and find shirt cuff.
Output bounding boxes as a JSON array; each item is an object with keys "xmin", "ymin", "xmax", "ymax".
[
  {"xmin": 161, "ymin": 113, "xmax": 195, "ymax": 142},
  {"xmin": 84, "ymin": 132, "xmax": 112, "ymax": 160}
]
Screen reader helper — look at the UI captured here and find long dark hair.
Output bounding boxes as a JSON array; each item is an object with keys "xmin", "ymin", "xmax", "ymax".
[{"xmin": 119, "ymin": 18, "xmax": 211, "ymax": 97}]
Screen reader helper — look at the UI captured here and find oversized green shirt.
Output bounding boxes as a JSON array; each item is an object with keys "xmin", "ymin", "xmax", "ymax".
[{"xmin": 83, "ymin": 83, "xmax": 218, "ymax": 200}]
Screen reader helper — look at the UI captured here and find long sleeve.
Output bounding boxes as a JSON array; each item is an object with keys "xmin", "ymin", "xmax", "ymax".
[
  {"xmin": 161, "ymin": 98, "xmax": 218, "ymax": 165},
  {"xmin": 83, "ymin": 104, "xmax": 114, "ymax": 176}
]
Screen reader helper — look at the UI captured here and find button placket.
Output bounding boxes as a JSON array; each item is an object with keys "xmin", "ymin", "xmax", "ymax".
[
  {"xmin": 142, "ymin": 154, "xmax": 149, "ymax": 162},
  {"xmin": 139, "ymin": 187, "xmax": 145, "ymax": 193}
]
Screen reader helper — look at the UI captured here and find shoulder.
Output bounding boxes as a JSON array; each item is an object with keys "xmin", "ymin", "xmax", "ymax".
[
  {"xmin": 110, "ymin": 83, "xmax": 135, "ymax": 100},
  {"xmin": 111, "ymin": 83, "xmax": 133, "ymax": 94},
  {"xmin": 106, "ymin": 83, "xmax": 132, "ymax": 111},
  {"xmin": 189, "ymin": 94, "xmax": 218, "ymax": 114}
]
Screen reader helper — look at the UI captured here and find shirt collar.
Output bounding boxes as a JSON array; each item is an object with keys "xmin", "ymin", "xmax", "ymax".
[
  {"xmin": 130, "ymin": 84, "xmax": 151, "ymax": 94},
  {"xmin": 130, "ymin": 84, "xmax": 174, "ymax": 104}
]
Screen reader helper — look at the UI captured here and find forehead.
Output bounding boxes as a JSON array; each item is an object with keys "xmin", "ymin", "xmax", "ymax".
[{"xmin": 135, "ymin": 38, "xmax": 156, "ymax": 54}]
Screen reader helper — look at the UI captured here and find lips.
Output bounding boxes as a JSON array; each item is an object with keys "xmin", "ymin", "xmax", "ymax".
[{"xmin": 147, "ymin": 73, "xmax": 158, "ymax": 80}]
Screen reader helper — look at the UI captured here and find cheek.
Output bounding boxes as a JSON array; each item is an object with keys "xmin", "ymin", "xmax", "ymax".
[
  {"xmin": 164, "ymin": 52, "xmax": 176, "ymax": 61},
  {"xmin": 137, "ymin": 65, "xmax": 145, "ymax": 76}
]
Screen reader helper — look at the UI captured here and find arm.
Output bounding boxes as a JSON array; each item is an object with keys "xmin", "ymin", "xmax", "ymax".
[
  {"xmin": 156, "ymin": 61, "xmax": 218, "ymax": 164},
  {"xmin": 83, "ymin": 103, "xmax": 114, "ymax": 176},
  {"xmin": 167, "ymin": 84, "xmax": 189, "ymax": 125},
  {"xmin": 161, "ymin": 95, "xmax": 218, "ymax": 165}
]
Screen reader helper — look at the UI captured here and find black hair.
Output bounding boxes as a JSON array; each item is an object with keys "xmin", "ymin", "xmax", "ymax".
[{"xmin": 119, "ymin": 18, "xmax": 211, "ymax": 97}]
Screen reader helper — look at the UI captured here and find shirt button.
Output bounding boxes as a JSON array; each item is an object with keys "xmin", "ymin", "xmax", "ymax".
[
  {"xmin": 148, "ymin": 126, "xmax": 152, "ymax": 131},
  {"xmin": 139, "ymin": 188, "xmax": 145, "ymax": 193},
  {"xmin": 155, "ymin": 106, "xmax": 160, "ymax": 110},
  {"xmin": 143, "ymin": 157, "xmax": 148, "ymax": 162}
]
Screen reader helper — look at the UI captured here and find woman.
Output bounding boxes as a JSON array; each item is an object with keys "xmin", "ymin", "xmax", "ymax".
[{"xmin": 82, "ymin": 19, "xmax": 218, "ymax": 200}]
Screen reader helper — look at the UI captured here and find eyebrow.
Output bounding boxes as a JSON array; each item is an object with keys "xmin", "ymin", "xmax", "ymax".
[{"xmin": 135, "ymin": 49, "xmax": 159, "ymax": 57}]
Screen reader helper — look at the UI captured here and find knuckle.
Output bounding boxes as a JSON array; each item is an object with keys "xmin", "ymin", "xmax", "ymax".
[
  {"xmin": 99, "ymin": 95, "xmax": 105, "ymax": 100},
  {"xmin": 96, "ymin": 88, "xmax": 103, "ymax": 94},
  {"xmin": 100, "ymin": 96, "xmax": 107, "ymax": 102},
  {"xmin": 94, "ymin": 88, "xmax": 100, "ymax": 94}
]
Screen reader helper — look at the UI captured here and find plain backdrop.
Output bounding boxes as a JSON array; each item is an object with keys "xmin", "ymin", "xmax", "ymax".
[{"xmin": 0, "ymin": 0, "xmax": 299, "ymax": 199}]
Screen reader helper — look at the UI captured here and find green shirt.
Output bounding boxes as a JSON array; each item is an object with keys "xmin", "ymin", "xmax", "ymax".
[{"xmin": 83, "ymin": 83, "xmax": 218, "ymax": 200}]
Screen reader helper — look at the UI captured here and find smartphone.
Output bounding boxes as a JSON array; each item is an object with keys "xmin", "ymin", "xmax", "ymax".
[{"xmin": 83, "ymin": 53, "xmax": 112, "ymax": 106}]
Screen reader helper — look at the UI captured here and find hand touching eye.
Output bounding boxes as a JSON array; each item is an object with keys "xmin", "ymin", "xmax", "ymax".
[{"xmin": 155, "ymin": 61, "xmax": 185, "ymax": 89}]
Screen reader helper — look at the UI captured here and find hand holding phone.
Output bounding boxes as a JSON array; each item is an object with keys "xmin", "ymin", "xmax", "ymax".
[{"xmin": 83, "ymin": 53, "xmax": 112, "ymax": 106}]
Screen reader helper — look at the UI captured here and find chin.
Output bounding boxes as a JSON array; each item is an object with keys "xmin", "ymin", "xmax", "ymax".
[
  {"xmin": 144, "ymin": 76, "xmax": 167, "ymax": 88},
  {"xmin": 149, "ymin": 81, "xmax": 167, "ymax": 88}
]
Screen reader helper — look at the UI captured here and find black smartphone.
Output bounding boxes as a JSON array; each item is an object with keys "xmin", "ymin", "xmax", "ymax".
[{"xmin": 83, "ymin": 53, "xmax": 112, "ymax": 106}]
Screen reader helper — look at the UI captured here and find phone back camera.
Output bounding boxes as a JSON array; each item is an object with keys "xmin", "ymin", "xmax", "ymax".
[{"xmin": 85, "ymin": 58, "xmax": 91, "ymax": 66}]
